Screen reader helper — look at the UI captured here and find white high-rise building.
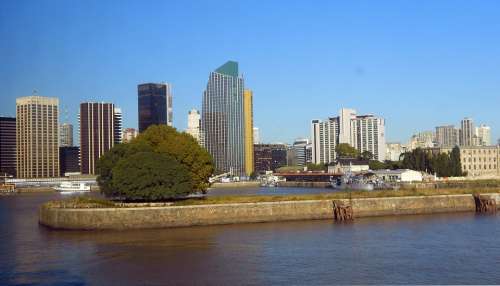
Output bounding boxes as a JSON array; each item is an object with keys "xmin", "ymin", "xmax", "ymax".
[
  {"xmin": 475, "ymin": 124, "xmax": 491, "ymax": 146},
  {"xmin": 59, "ymin": 123, "xmax": 73, "ymax": 147},
  {"xmin": 186, "ymin": 109, "xmax": 201, "ymax": 143},
  {"xmin": 114, "ymin": 107, "xmax": 122, "ymax": 144},
  {"xmin": 253, "ymin": 127, "xmax": 260, "ymax": 144},
  {"xmin": 311, "ymin": 118, "xmax": 340, "ymax": 164},
  {"xmin": 339, "ymin": 108, "xmax": 356, "ymax": 144},
  {"xmin": 311, "ymin": 109, "xmax": 386, "ymax": 164},
  {"xmin": 350, "ymin": 115, "xmax": 386, "ymax": 161}
]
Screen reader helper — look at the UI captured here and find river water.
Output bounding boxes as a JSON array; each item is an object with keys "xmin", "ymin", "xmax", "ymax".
[{"xmin": 1, "ymin": 189, "xmax": 499, "ymax": 285}]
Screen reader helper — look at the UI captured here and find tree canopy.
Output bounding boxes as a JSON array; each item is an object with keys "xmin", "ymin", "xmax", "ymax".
[
  {"xmin": 360, "ymin": 151, "xmax": 374, "ymax": 161},
  {"xmin": 400, "ymin": 146, "xmax": 464, "ymax": 177},
  {"xmin": 111, "ymin": 152, "xmax": 193, "ymax": 201},
  {"xmin": 96, "ymin": 125, "xmax": 214, "ymax": 200},
  {"xmin": 335, "ymin": 143, "xmax": 359, "ymax": 158}
]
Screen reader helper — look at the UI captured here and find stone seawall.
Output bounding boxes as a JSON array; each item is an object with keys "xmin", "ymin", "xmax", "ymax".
[{"xmin": 39, "ymin": 194, "xmax": 500, "ymax": 230}]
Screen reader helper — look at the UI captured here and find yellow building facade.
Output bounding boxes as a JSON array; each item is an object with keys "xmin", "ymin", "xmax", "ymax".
[{"xmin": 243, "ymin": 89, "xmax": 254, "ymax": 176}]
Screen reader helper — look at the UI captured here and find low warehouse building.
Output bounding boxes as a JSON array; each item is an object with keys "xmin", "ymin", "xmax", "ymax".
[{"xmin": 373, "ymin": 169, "xmax": 423, "ymax": 183}]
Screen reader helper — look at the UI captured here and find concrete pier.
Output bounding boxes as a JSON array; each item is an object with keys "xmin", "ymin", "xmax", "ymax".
[{"xmin": 39, "ymin": 193, "xmax": 500, "ymax": 230}]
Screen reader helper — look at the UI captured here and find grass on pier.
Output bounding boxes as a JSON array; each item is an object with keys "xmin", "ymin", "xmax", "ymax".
[
  {"xmin": 44, "ymin": 187, "xmax": 500, "ymax": 208},
  {"xmin": 172, "ymin": 188, "xmax": 500, "ymax": 206}
]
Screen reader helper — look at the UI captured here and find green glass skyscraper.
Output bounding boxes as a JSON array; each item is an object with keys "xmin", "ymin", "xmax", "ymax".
[{"xmin": 202, "ymin": 61, "xmax": 245, "ymax": 176}]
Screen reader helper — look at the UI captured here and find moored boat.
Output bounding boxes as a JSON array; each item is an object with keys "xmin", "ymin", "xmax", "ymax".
[{"xmin": 54, "ymin": 182, "xmax": 90, "ymax": 194}]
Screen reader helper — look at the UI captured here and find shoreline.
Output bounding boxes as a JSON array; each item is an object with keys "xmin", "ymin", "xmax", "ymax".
[{"xmin": 39, "ymin": 192, "xmax": 499, "ymax": 230}]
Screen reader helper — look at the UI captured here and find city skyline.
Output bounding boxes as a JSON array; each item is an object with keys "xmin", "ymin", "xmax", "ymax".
[{"xmin": 1, "ymin": 1, "xmax": 500, "ymax": 144}]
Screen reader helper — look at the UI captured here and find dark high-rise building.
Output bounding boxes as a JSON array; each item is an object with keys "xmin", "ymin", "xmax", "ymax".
[
  {"xmin": 202, "ymin": 61, "xmax": 245, "ymax": 175},
  {"xmin": 80, "ymin": 102, "xmax": 121, "ymax": 175},
  {"xmin": 254, "ymin": 144, "xmax": 287, "ymax": 173},
  {"xmin": 0, "ymin": 117, "xmax": 16, "ymax": 177},
  {"xmin": 138, "ymin": 83, "xmax": 172, "ymax": 133},
  {"xmin": 59, "ymin": 146, "xmax": 80, "ymax": 176}
]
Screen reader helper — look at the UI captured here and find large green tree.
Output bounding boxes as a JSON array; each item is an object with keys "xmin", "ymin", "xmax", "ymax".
[
  {"xmin": 111, "ymin": 152, "xmax": 193, "ymax": 201},
  {"xmin": 96, "ymin": 140, "xmax": 153, "ymax": 197},
  {"xmin": 360, "ymin": 151, "xmax": 374, "ymax": 161},
  {"xmin": 96, "ymin": 125, "xmax": 214, "ymax": 200},
  {"xmin": 133, "ymin": 125, "xmax": 214, "ymax": 192},
  {"xmin": 450, "ymin": 146, "xmax": 463, "ymax": 176}
]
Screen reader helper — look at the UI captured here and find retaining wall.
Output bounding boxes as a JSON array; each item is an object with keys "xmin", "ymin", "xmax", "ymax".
[{"xmin": 39, "ymin": 193, "xmax": 500, "ymax": 230}]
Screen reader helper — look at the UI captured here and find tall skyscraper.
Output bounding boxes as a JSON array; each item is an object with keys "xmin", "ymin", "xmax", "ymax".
[
  {"xmin": 138, "ymin": 83, "xmax": 173, "ymax": 132},
  {"xmin": 16, "ymin": 96, "xmax": 59, "ymax": 178},
  {"xmin": 435, "ymin": 125, "xmax": 459, "ymax": 147},
  {"xmin": 253, "ymin": 127, "xmax": 260, "ymax": 144},
  {"xmin": 0, "ymin": 117, "xmax": 16, "ymax": 177},
  {"xmin": 460, "ymin": 118, "xmax": 474, "ymax": 146},
  {"xmin": 186, "ymin": 109, "xmax": 202, "ymax": 143},
  {"xmin": 311, "ymin": 108, "xmax": 386, "ymax": 164},
  {"xmin": 59, "ymin": 123, "xmax": 73, "ymax": 147},
  {"xmin": 243, "ymin": 89, "xmax": 254, "ymax": 176},
  {"xmin": 79, "ymin": 102, "xmax": 121, "ymax": 175},
  {"xmin": 475, "ymin": 124, "xmax": 491, "ymax": 146},
  {"xmin": 202, "ymin": 61, "xmax": 245, "ymax": 175}
]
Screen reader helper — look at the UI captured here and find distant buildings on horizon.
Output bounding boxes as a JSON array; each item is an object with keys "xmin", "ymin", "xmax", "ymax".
[
  {"xmin": 1, "ymin": 61, "xmax": 499, "ymax": 179},
  {"xmin": 311, "ymin": 108, "xmax": 386, "ymax": 164}
]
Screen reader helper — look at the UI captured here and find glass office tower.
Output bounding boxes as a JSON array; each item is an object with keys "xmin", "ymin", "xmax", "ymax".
[
  {"xmin": 138, "ymin": 83, "xmax": 172, "ymax": 133},
  {"xmin": 202, "ymin": 61, "xmax": 245, "ymax": 176}
]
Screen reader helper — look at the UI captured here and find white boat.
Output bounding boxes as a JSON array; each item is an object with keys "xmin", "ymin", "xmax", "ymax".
[{"xmin": 54, "ymin": 182, "xmax": 91, "ymax": 194}]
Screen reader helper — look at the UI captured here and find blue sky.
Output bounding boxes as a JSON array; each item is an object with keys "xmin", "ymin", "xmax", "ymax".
[{"xmin": 1, "ymin": 0, "xmax": 499, "ymax": 144}]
